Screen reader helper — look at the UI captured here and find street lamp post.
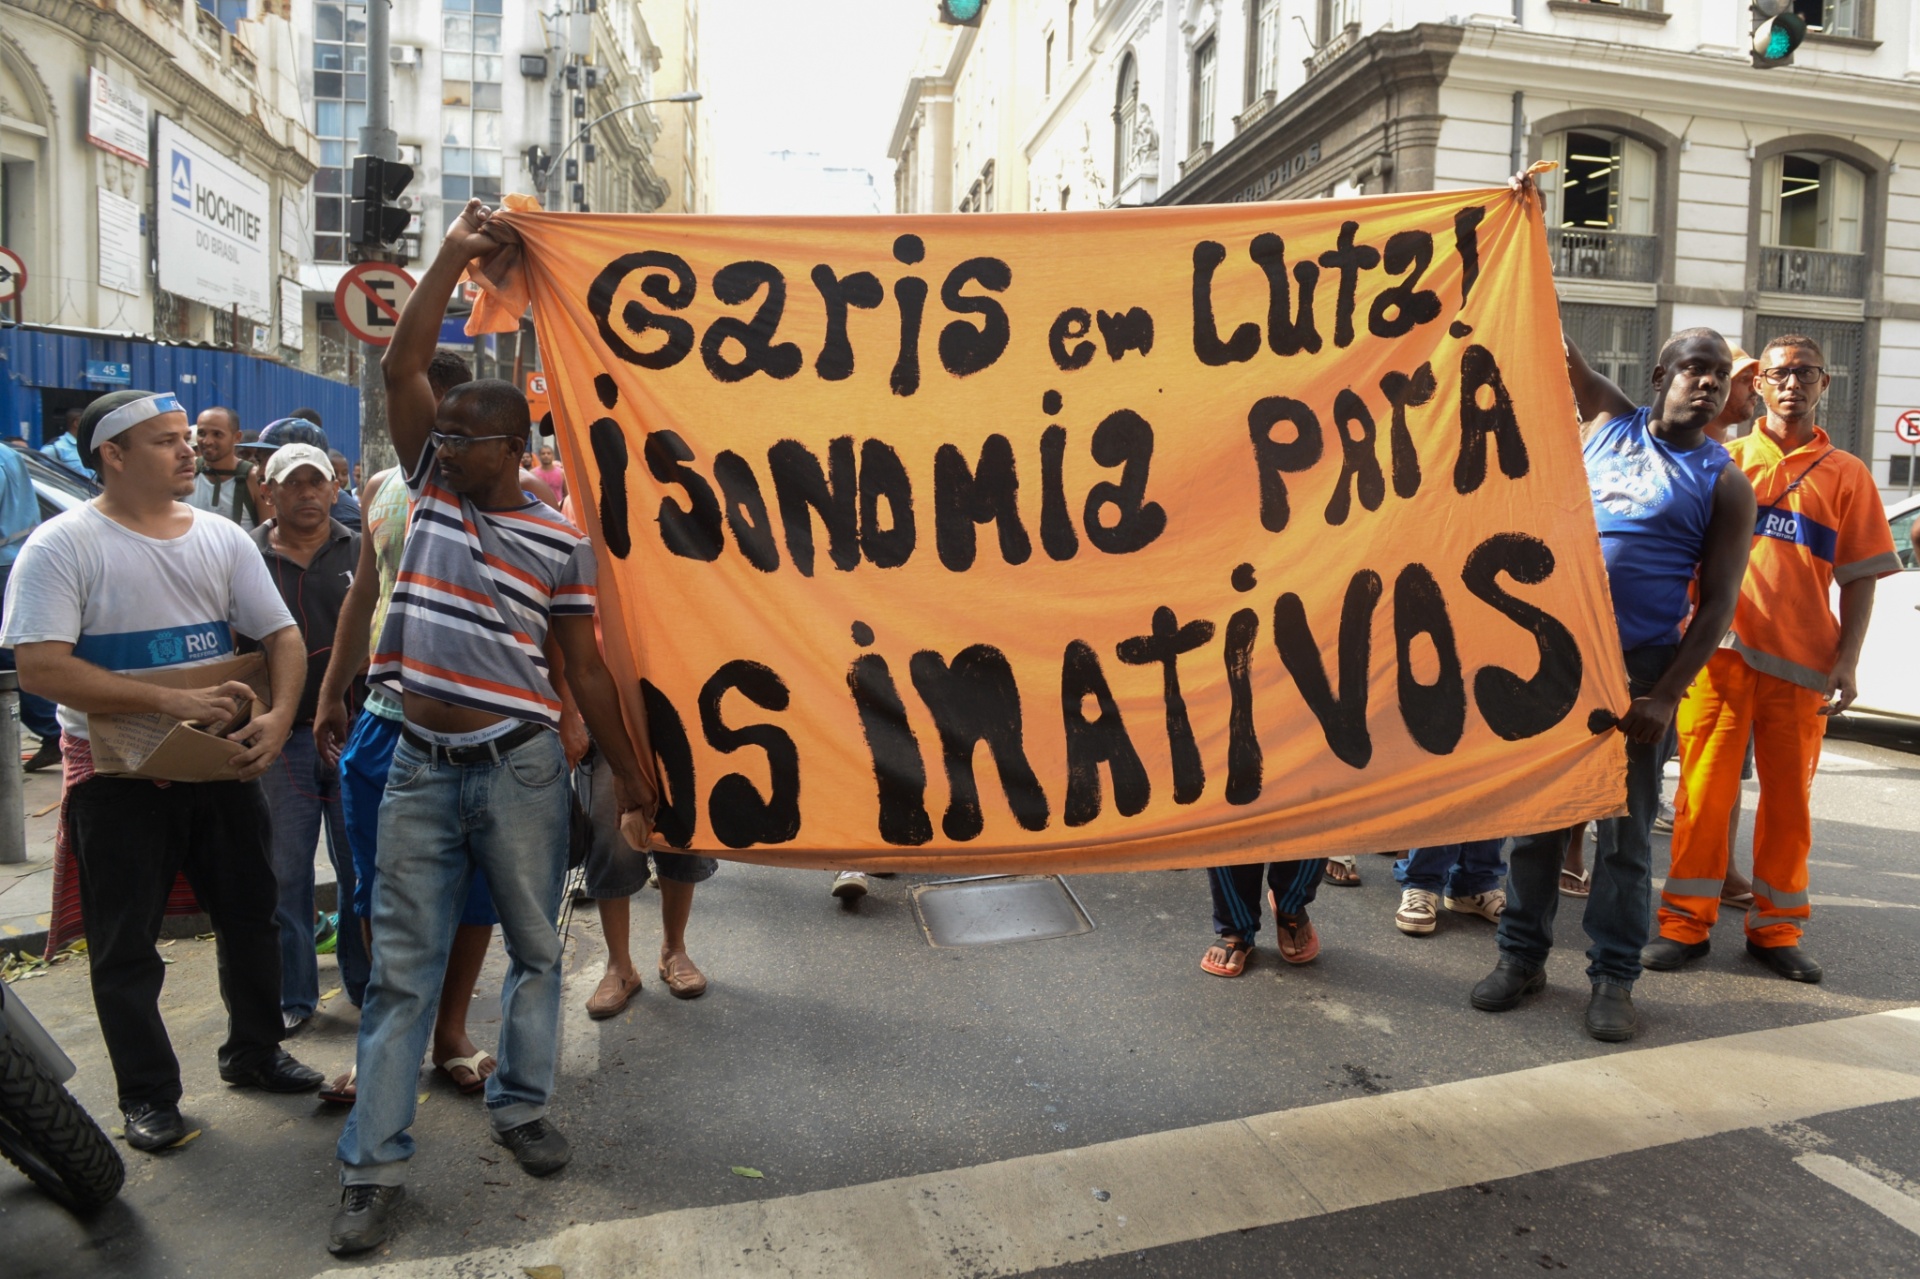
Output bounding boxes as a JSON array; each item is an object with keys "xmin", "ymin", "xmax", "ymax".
[{"xmin": 545, "ymin": 92, "xmax": 702, "ymax": 213}]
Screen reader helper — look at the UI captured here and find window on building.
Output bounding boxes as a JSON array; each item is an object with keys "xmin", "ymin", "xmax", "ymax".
[
  {"xmin": 1067, "ymin": 0, "xmax": 1077, "ymax": 61},
  {"xmin": 1318, "ymin": 0, "xmax": 1359, "ymax": 42},
  {"xmin": 1045, "ymin": 33, "xmax": 1055, "ymax": 96},
  {"xmin": 1762, "ymin": 153, "xmax": 1864, "ymax": 252},
  {"xmin": 1252, "ymin": 0, "xmax": 1282, "ymax": 100},
  {"xmin": 1115, "ymin": 54, "xmax": 1140, "ymax": 193},
  {"xmin": 311, "ymin": 1, "xmax": 369, "ymax": 263},
  {"xmin": 1539, "ymin": 129, "xmax": 1658, "ymax": 281},
  {"xmin": 198, "ymin": 0, "xmax": 249, "ymax": 35},
  {"xmin": 442, "ymin": 0, "xmax": 506, "ymax": 235},
  {"xmin": 1756, "ymin": 316, "xmax": 1865, "ymax": 455},
  {"xmin": 1190, "ymin": 37, "xmax": 1216, "ymax": 151},
  {"xmin": 1794, "ymin": 0, "xmax": 1860, "ymax": 37},
  {"xmin": 1560, "ymin": 303, "xmax": 1656, "ymax": 401}
]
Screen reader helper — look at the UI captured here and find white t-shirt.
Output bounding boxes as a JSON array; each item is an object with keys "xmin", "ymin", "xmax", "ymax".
[{"xmin": 0, "ymin": 503, "xmax": 296, "ymax": 740}]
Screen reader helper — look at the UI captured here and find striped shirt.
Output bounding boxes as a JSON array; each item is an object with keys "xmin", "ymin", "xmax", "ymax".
[{"xmin": 367, "ymin": 442, "xmax": 596, "ymax": 727}]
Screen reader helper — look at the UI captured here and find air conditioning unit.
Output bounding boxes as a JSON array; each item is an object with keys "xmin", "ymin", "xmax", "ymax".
[
  {"xmin": 389, "ymin": 45, "xmax": 421, "ymax": 68},
  {"xmin": 396, "ymin": 144, "xmax": 423, "ymax": 167}
]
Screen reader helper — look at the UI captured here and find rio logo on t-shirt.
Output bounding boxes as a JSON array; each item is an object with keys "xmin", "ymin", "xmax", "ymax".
[{"xmin": 77, "ymin": 622, "xmax": 235, "ymax": 672}]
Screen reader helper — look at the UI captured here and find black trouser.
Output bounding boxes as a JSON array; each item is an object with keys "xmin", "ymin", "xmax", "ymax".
[{"xmin": 67, "ymin": 774, "xmax": 284, "ymax": 1110}]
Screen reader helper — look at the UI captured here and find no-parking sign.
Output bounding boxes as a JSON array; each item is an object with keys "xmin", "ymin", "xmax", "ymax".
[
  {"xmin": 1895, "ymin": 409, "xmax": 1920, "ymax": 447},
  {"xmin": 0, "ymin": 246, "xmax": 24, "ymax": 304},
  {"xmin": 332, "ymin": 262, "xmax": 417, "ymax": 346}
]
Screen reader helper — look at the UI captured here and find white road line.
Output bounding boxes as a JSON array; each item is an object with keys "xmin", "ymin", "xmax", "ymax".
[
  {"xmin": 1810, "ymin": 894, "xmax": 1920, "ymax": 911},
  {"xmin": 316, "ymin": 1008, "xmax": 1920, "ymax": 1279},
  {"xmin": 1795, "ymin": 1154, "xmax": 1920, "ymax": 1237}
]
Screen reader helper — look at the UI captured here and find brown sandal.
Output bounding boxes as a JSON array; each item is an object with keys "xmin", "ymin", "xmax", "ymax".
[
  {"xmin": 1201, "ymin": 934, "xmax": 1254, "ymax": 978},
  {"xmin": 657, "ymin": 951, "xmax": 708, "ymax": 1000}
]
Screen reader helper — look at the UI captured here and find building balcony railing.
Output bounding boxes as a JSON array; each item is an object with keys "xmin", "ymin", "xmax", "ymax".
[
  {"xmin": 1547, "ymin": 227, "xmax": 1659, "ymax": 283},
  {"xmin": 1234, "ymin": 90, "xmax": 1275, "ymax": 135},
  {"xmin": 1758, "ymin": 245, "xmax": 1866, "ymax": 298},
  {"xmin": 1304, "ymin": 23, "xmax": 1360, "ymax": 80},
  {"xmin": 1179, "ymin": 141, "xmax": 1213, "ymax": 178}
]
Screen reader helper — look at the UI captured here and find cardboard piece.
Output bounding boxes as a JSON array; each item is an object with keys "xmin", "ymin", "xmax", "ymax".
[{"xmin": 88, "ymin": 653, "xmax": 273, "ymax": 782}]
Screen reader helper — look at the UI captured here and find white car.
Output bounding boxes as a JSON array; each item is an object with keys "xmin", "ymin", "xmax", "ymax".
[{"xmin": 1847, "ymin": 492, "xmax": 1920, "ymax": 725}]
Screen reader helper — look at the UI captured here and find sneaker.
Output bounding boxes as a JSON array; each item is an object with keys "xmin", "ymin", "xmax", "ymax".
[
  {"xmin": 831, "ymin": 870, "xmax": 869, "ymax": 901},
  {"xmin": 1653, "ymin": 801, "xmax": 1675, "ymax": 834},
  {"xmin": 1444, "ymin": 889, "xmax": 1506, "ymax": 922},
  {"xmin": 1394, "ymin": 887, "xmax": 1439, "ymax": 935},
  {"xmin": 314, "ymin": 913, "xmax": 338, "ymax": 956},
  {"xmin": 492, "ymin": 1117, "xmax": 572, "ymax": 1176},
  {"xmin": 328, "ymin": 1183, "xmax": 405, "ymax": 1256}
]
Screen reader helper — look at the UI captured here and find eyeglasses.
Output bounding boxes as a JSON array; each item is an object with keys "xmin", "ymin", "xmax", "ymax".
[
  {"xmin": 1759, "ymin": 366, "xmax": 1825, "ymax": 386},
  {"xmin": 430, "ymin": 430, "xmax": 522, "ymax": 453}
]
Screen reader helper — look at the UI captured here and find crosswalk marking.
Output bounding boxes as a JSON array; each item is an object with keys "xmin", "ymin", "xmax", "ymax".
[
  {"xmin": 1795, "ymin": 1153, "xmax": 1920, "ymax": 1237},
  {"xmin": 316, "ymin": 1008, "xmax": 1920, "ymax": 1279}
]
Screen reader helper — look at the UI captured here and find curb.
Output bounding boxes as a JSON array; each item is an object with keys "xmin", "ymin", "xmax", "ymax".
[{"xmin": 0, "ymin": 881, "xmax": 340, "ymax": 961}]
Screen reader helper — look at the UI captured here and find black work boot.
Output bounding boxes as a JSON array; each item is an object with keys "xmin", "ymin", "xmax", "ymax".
[
  {"xmin": 1585, "ymin": 982, "xmax": 1639, "ymax": 1042},
  {"xmin": 1470, "ymin": 958, "xmax": 1546, "ymax": 1012},
  {"xmin": 1746, "ymin": 939, "xmax": 1823, "ymax": 983},
  {"xmin": 1641, "ymin": 936, "xmax": 1710, "ymax": 971}
]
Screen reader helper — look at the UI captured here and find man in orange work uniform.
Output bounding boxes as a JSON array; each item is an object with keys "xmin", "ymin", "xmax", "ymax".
[{"xmin": 1645, "ymin": 334, "xmax": 1901, "ymax": 983}]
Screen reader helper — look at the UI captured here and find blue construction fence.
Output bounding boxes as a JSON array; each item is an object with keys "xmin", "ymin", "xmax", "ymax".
[{"xmin": 0, "ymin": 325, "xmax": 362, "ymax": 462}]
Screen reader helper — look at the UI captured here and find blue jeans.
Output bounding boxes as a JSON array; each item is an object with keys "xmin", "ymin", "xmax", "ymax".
[
  {"xmin": 339, "ymin": 709, "xmax": 498, "ymax": 927},
  {"xmin": 1396, "ymin": 840, "xmax": 1507, "ymax": 896},
  {"xmin": 337, "ymin": 729, "xmax": 570, "ymax": 1186},
  {"xmin": 263, "ymin": 730, "xmax": 368, "ymax": 1015},
  {"xmin": 1496, "ymin": 644, "xmax": 1674, "ymax": 988}
]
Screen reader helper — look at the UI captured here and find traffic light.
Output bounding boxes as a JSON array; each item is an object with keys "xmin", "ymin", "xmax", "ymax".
[
  {"xmin": 938, "ymin": 0, "xmax": 984, "ymax": 27},
  {"xmin": 1751, "ymin": 0, "xmax": 1807, "ymax": 68},
  {"xmin": 347, "ymin": 155, "xmax": 413, "ymax": 247},
  {"xmin": 523, "ymin": 145, "xmax": 551, "ymax": 183}
]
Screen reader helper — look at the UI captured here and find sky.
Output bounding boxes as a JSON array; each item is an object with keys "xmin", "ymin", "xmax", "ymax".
[{"xmin": 703, "ymin": 0, "xmax": 937, "ymax": 214}]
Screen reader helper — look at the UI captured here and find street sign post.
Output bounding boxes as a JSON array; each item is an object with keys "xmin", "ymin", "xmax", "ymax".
[
  {"xmin": 1897, "ymin": 409, "xmax": 1920, "ymax": 496},
  {"xmin": 332, "ymin": 261, "xmax": 416, "ymax": 347},
  {"xmin": 0, "ymin": 246, "xmax": 25, "ymax": 309}
]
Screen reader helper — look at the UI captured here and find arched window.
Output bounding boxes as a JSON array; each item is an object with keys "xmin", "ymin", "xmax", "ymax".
[
  {"xmin": 1114, "ymin": 54, "xmax": 1140, "ymax": 193},
  {"xmin": 1540, "ymin": 128, "xmax": 1657, "ymax": 282},
  {"xmin": 1759, "ymin": 151, "xmax": 1866, "ymax": 297}
]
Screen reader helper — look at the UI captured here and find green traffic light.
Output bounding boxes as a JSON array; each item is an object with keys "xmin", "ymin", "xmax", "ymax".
[
  {"xmin": 948, "ymin": 0, "xmax": 982, "ymax": 17},
  {"xmin": 1764, "ymin": 27, "xmax": 1791, "ymax": 59}
]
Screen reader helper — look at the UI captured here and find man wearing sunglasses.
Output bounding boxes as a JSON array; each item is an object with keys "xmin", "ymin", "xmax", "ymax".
[
  {"xmin": 1648, "ymin": 336, "xmax": 1901, "ymax": 984},
  {"xmin": 328, "ymin": 200, "xmax": 658, "ymax": 1255}
]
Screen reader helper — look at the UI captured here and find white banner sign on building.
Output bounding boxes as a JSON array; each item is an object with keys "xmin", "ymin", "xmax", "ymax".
[
  {"xmin": 280, "ymin": 277, "xmax": 305, "ymax": 350},
  {"xmin": 97, "ymin": 188, "xmax": 143, "ymax": 296},
  {"xmin": 87, "ymin": 68, "xmax": 150, "ymax": 166},
  {"xmin": 156, "ymin": 116, "xmax": 272, "ymax": 319}
]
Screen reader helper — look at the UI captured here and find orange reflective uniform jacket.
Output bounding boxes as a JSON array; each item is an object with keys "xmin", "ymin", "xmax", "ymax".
[{"xmin": 1724, "ymin": 426, "xmax": 1900, "ymax": 689}]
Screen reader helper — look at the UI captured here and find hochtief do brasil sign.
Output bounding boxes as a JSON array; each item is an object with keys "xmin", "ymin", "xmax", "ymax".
[{"xmin": 468, "ymin": 185, "xmax": 1631, "ymax": 872}]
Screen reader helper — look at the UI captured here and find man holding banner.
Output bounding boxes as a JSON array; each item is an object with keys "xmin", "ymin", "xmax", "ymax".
[
  {"xmin": 328, "ymin": 201, "xmax": 657, "ymax": 1256},
  {"xmin": 1472, "ymin": 329, "xmax": 1755, "ymax": 1042}
]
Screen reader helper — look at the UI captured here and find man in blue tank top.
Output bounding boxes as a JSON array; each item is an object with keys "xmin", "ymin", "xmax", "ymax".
[{"xmin": 1470, "ymin": 328, "xmax": 1756, "ymax": 1042}]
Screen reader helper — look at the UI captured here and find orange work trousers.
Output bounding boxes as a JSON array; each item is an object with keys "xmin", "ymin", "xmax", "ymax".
[{"xmin": 1659, "ymin": 649, "xmax": 1825, "ymax": 948}]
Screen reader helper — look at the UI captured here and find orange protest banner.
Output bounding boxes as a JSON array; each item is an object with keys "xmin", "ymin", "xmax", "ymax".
[{"xmin": 468, "ymin": 185, "xmax": 1630, "ymax": 872}]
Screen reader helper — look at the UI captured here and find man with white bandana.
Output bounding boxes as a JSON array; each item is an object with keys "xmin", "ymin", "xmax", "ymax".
[{"xmin": 0, "ymin": 389, "xmax": 323, "ymax": 1155}]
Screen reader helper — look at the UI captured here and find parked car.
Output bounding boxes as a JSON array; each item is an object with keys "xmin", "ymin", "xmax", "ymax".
[
  {"xmin": 19, "ymin": 448, "xmax": 99, "ymax": 519},
  {"xmin": 1846, "ymin": 492, "xmax": 1920, "ymax": 726}
]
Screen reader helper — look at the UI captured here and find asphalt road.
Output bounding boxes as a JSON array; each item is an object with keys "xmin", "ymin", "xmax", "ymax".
[{"xmin": 3, "ymin": 718, "xmax": 1916, "ymax": 1278}]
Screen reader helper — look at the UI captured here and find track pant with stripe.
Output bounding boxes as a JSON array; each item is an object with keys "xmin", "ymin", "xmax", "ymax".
[
  {"xmin": 1660, "ymin": 649, "xmax": 1824, "ymax": 948},
  {"xmin": 1208, "ymin": 859, "xmax": 1328, "ymax": 940}
]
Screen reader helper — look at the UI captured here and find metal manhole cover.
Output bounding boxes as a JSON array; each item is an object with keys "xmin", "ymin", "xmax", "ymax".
[{"xmin": 909, "ymin": 875, "xmax": 1095, "ymax": 948}]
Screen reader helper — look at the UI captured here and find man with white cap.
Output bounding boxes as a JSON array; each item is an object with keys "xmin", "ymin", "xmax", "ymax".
[
  {"xmin": 0, "ymin": 389, "xmax": 321, "ymax": 1154},
  {"xmin": 252, "ymin": 441, "xmax": 370, "ymax": 1032}
]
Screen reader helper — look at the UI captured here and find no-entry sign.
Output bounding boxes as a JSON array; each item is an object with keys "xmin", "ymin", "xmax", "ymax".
[
  {"xmin": 333, "ymin": 262, "xmax": 417, "ymax": 346},
  {"xmin": 0, "ymin": 246, "xmax": 25, "ymax": 304},
  {"xmin": 1895, "ymin": 409, "xmax": 1920, "ymax": 447}
]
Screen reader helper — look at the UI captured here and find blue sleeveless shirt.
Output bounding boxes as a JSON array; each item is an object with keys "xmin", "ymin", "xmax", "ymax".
[{"xmin": 1583, "ymin": 407, "xmax": 1729, "ymax": 651}]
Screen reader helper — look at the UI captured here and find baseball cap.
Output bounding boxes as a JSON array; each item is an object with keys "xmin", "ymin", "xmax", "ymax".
[
  {"xmin": 1728, "ymin": 344, "xmax": 1757, "ymax": 379},
  {"xmin": 262, "ymin": 443, "xmax": 336, "ymax": 485},
  {"xmin": 239, "ymin": 417, "xmax": 330, "ymax": 454}
]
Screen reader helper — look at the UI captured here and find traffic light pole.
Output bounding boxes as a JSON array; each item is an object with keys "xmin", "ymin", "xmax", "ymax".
[{"xmin": 357, "ymin": 0, "xmax": 400, "ymax": 476}]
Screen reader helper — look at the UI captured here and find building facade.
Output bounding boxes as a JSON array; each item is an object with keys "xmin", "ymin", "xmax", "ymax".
[
  {"xmin": 892, "ymin": 0, "xmax": 1920, "ymax": 497},
  {"xmin": 285, "ymin": 0, "xmax": 683, "ymax": 384},
  {"xmin": 641, "ymin": 0, "xmax": 712, "ymax": 214},
  {"xmin": 0, "ymin": 0, "xmax": 357, "ymax": 444}
]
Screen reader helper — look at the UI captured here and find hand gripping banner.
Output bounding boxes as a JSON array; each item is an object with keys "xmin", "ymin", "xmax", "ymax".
[{"xmin": 467, "ymin": 184, "xmax": 1630, "ymax": 872}]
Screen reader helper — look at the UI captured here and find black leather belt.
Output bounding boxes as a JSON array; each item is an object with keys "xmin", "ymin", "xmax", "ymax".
[{"xmin": 401, "ymin": 720, "xmax": 546, "ymax": 765}]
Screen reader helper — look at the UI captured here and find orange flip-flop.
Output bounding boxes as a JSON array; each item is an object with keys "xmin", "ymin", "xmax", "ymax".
[{"xmin": 1200, "ymin": 935, "xmax": 1254, "ymax": 977}]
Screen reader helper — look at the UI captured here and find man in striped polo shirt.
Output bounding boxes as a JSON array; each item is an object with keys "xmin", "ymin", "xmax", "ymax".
[
  {"xmin": 329, "ymin": 200, "xmax": 657, "ymax": 1256},
  {"xmin": 1647, "ymin": 334, "xmax": 1900, "ymax": 984}
]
